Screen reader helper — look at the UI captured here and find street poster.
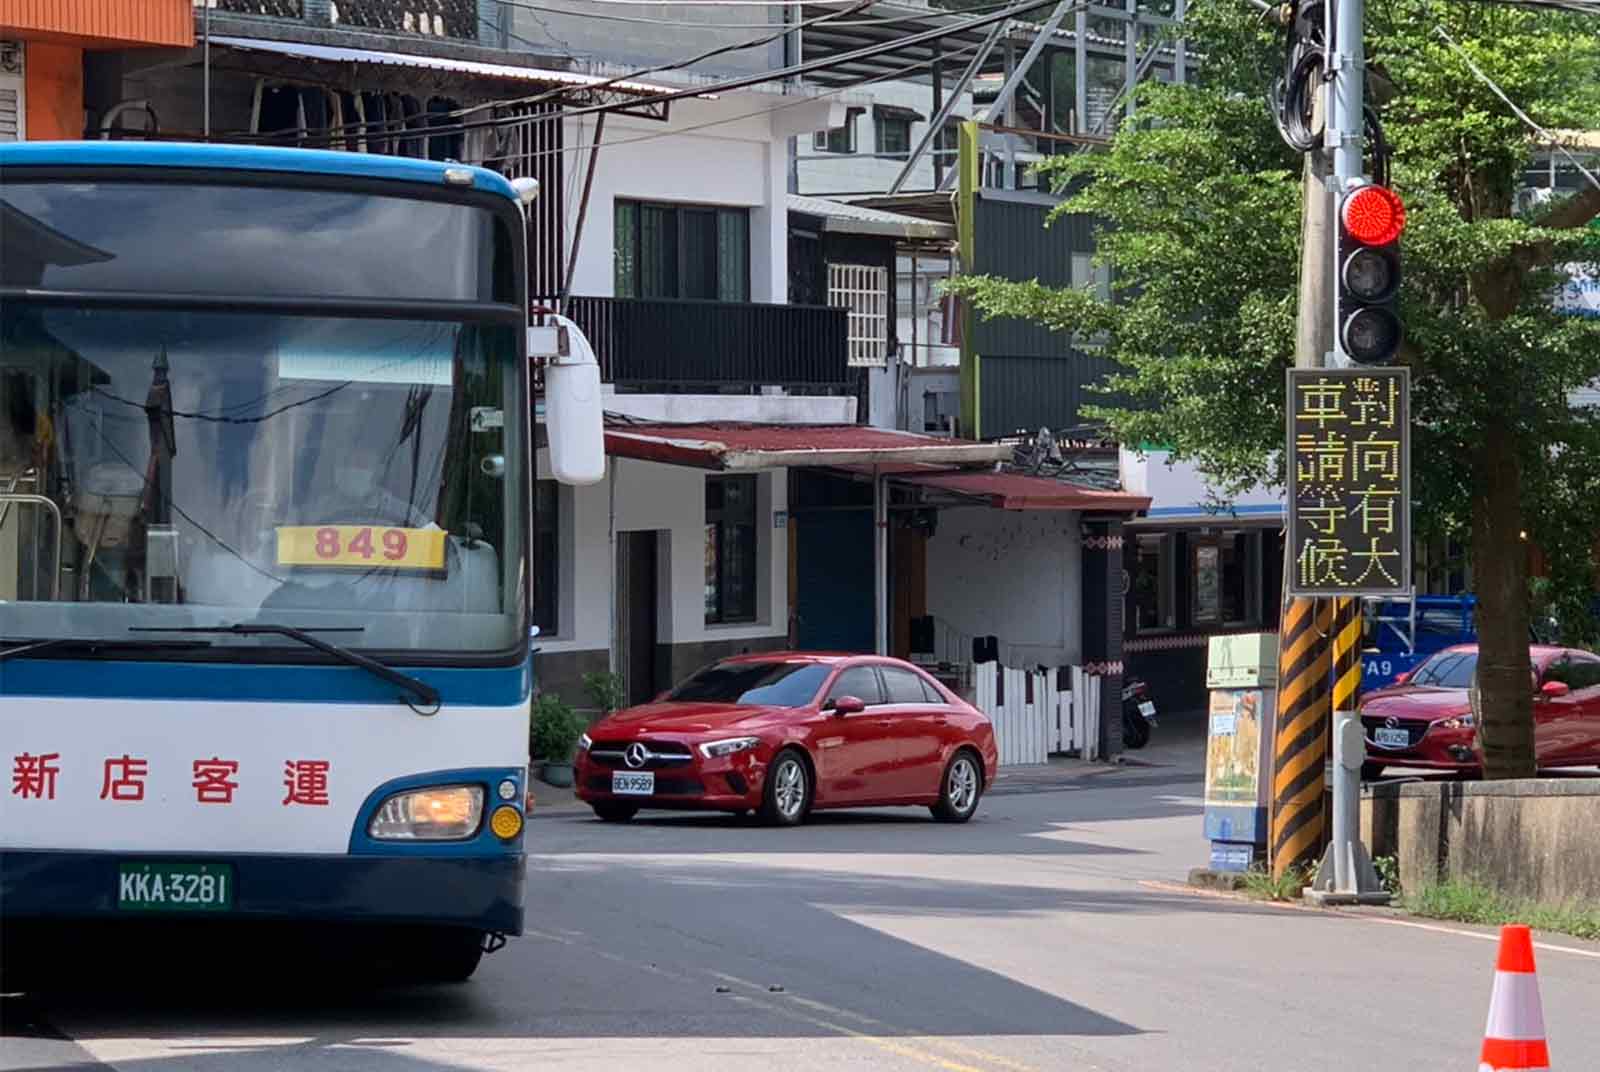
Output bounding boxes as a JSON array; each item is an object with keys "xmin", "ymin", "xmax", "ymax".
[
  {"xmin": 1204, "ymin": 688, "xmax": 1264, "ymax": 807},
  {"xmin": 1286, "ymin": 367, "xmax": 1411, "ymax": 597}
]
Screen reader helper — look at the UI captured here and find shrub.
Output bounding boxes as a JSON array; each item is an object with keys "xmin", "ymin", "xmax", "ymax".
[{"xmin": 530, "ymin": 693, "xmax": 584, "ymax": 763}]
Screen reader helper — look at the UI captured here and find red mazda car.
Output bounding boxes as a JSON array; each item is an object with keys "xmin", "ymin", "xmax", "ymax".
[
  {"xmin": 574, "ymin": 653, "xmax": 999, "ymax": 826},
  {"xmin": 1361, "ymin": 643, "xmax": 1600, "ymax": 778}
]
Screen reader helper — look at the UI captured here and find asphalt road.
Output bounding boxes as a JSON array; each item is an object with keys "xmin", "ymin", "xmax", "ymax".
[{"xmin": 7, "ymin": 761, "xmax": 1600, "ymax": 1072}]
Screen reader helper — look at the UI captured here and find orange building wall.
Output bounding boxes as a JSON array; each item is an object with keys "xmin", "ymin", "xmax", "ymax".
[
  {"xmin": 22, "ymin": 40, "xmax": 81, "ymax": 140},
  {"xmin": 0, "ymin": 1, "xmax": 193, "ymax": 49}
]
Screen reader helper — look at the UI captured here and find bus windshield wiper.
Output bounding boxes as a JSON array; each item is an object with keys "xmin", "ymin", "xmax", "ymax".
[
  {"xmin": 0, "ymin": 637, "xmax": 214, "ymax": 662},
  {"xmin": 130, "ymin": 623, "xmax": 440, "ymax": 713}
]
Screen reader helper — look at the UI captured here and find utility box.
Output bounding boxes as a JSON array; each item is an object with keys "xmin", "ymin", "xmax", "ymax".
[
  {"xmin": 1206, "ymin": 632, "xmax": 1279, "ymax": 689},
  {"xmin": 1204, "ymin": 633, "xmax": 1278, "ymax": 873}
]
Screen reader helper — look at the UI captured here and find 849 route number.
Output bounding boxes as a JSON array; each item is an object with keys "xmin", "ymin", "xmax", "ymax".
[{"xmin": 275, "ymin": 525, "xmax": 447, "ymax": 571}]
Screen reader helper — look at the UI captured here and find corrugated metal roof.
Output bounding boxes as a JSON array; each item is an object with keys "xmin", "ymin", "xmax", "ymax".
[
  {"xmin": 897, "ymin": 470, "xmax": 1150, "ymax": 513},
  {"xmin": 211, "ymin": 36, "xmax": 673, "ymax": 95},
  {"xmin": 604, "ymin": 422, "xmax": 1007, "ymax": 470},
  {"xmin": 788, "ymin": 194, "xmax": 954, "ymax": 241}
]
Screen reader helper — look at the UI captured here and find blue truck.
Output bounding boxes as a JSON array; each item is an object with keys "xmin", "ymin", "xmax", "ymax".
[{"xmin": 1361, "ymin": 595, "xmax": 1478, "ymax": 690}]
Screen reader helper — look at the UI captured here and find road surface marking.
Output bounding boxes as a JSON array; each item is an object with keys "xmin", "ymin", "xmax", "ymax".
[
  {"xmin": 1138, "ymin": 881, "xmax": 1600, "ymax": 961},
  {"xmin": 782, "ymin": 992, "xmax": 1044, "ymax": 1072},
  {"xmin": 523, "ymin": 929, "xmax": 1010, "ymax": 1072},
  {"xmin": 708, "ymin": 974, "xmax": 985, "ymax": 1072}
]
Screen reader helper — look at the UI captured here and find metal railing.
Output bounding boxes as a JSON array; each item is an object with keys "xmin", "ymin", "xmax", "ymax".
[
  {"xmin": 205, "ymin": 0, "xmax": 479, "ymax": 40},
  {"xmin": 546, "ymin": 296, "xmax": 853, "ymax": 393}
]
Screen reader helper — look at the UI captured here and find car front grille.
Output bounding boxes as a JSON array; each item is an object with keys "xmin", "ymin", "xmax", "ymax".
[
  {"xmin": 1361, "ymin": 716, "xmax": 1432, "ymax": 748},
  {"xmin": 586, "ymin": 739, "xmax": 695, "ymax": 770}
]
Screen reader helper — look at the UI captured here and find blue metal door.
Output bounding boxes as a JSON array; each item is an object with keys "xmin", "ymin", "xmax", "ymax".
[{"xmin": 795, "ymin": 510, "xmax": 873, "ymax": 654}]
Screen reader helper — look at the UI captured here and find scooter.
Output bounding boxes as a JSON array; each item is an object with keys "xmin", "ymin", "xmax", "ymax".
[{"xmin": 1121, "ymin": 678, "xmax": 1158, "ymax": 749}]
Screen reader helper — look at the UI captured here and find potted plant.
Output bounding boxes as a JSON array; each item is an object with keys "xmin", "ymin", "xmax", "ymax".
[
  {"xmin": 530, "ymin": 693, "xmax": 584, "ymax": 787},
  {"xmin": 583, "ymin": 671, "xmax": 627, "ymax": 716}
]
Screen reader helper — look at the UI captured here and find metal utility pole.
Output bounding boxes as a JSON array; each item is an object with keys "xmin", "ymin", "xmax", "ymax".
[
  {"xmin": 1304, "ymin": 0, "xmax": 1390, "ymax": 905},
  {"xmin": 1270, "ymin": 80, "xmax": 1334, "ymax": 880}
]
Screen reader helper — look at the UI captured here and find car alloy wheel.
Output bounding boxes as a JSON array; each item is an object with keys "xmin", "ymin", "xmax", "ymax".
[
  {"xmin": 761, "ymin": 749, "xmax": 810, "ymax": 826},
  {"xmin": 933, "ymin": 752, "xmax": 981, "ymax": 823}
]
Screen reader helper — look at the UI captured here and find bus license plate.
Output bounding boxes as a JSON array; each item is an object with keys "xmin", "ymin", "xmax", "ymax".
[
  {"xmin": 612, "ymin": 772, "xmax": 654, "ymax": 796},
  {"xmin": 118, "ymin": 862, "xmax": 234, "ymax": 912}
]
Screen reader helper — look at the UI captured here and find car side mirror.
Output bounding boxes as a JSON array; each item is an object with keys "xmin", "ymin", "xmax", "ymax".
[
  {"xmin": 1540, "ymin": 680, "xmax": 1571, "ymax": 699},
  {"xmin": 829, "ymin": 695, "xmax": 866, "ymax": 715},
  {"xmin": 1393, "ymin": 671, "xmax": 1412, "ymax": 686}
]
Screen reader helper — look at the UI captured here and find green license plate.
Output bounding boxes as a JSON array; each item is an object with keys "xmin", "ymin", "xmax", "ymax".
[{"xmin": 117, "ymin": 862, "xmax": 234, "ymax": 912}]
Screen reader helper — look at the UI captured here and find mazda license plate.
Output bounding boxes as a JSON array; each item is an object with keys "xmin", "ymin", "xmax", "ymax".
[
  {"xmin": 612, "ymin": 771, "xmax": 654, "ymax": 796},
  {"xmin": 118, "ymin": 862, "xmax": 234, "ymax": 912},
  {"xmin": 1374, "ymin": 727, "xmax": 1409, "ymax": 749}
]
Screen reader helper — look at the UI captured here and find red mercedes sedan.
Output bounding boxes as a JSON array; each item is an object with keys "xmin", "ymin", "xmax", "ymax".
[
  {"xmin": 574, "ymin": 653, "xmax": 999, "ymax": 826},
  {"xmin": 1361, "ymin": 643, "xmax": 1600, "ymax": 778}
]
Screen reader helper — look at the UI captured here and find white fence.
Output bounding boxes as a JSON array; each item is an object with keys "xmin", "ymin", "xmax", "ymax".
[{"xmin": 974, "ymin": 663, "xmax": 1106, "ymax": 766}]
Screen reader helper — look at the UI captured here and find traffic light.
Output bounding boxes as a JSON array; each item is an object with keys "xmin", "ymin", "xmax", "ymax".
[{"xmin": 1336, "ymin": 183, "xmax": 1405, "ymax": 366}]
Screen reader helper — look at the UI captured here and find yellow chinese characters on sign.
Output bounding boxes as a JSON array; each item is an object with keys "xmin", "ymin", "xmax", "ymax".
[
  {"xmin": 276, "ymin": 526, "xmax": 447, "ymax": 572},
  {"xmin": 1287, "ymin": 369, "xmax": 1410, "ymax": 596}
]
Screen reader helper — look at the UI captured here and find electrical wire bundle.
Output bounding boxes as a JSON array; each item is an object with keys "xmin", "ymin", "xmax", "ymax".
[
  {"xmin": 1267, "ymin": 0, "xmax": 1328, "ymax": 153},
  {"xmin": 1266, "ymin": 0, "xmax": 1393, "ymax": 183}
]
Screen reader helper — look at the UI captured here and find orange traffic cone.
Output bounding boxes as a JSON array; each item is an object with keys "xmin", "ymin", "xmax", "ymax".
[{"xmin": 1480, "ymin": 924, "xmax": 1550, "ymax": 1071}]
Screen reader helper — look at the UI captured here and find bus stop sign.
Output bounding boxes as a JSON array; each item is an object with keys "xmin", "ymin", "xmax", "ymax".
[{"xmin": 1287, "ymin": 367, "xmax": 1411, "ymax": 597}]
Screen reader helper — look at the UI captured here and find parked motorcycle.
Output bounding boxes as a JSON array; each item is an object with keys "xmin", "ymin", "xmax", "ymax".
[{"xmin": 1121, "ymin": 678, "xmax": 1158, "ymax": 749}]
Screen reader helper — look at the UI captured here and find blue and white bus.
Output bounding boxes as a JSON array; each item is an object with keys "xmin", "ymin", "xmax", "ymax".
[{"xmin": 0, "ymin": 142, "xmax": 602, "ymax": 982}]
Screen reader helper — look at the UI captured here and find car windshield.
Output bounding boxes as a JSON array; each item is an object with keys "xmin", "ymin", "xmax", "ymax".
[
  {"xmin": 667, "ymin": 661, "xmax": 832, "ymax": 706},
  {"xmin": 1409, "ymin": 650, "xmax": 1478, "ymax": 688}
]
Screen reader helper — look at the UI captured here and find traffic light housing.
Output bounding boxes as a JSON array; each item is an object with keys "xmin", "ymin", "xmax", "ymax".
[{"xmin": 1336, "ymin": 183, "xmax": 1405, "ymax": 365}]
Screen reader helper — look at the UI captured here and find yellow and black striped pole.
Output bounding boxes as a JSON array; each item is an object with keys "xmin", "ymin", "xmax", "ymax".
[
  {"xmin": 1331, "ymin": 597, "xmax": 1362, "ymax": 732},
  {"xmin": 1270, "ymin": 597, "xmax": 1333, "ymax": 877}
]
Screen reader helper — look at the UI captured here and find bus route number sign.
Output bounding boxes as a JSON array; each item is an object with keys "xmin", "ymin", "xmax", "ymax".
[
  {"xmin": 276, "ymin": 525, "xmax": 447, "ymax": 571},
  {"xmin": 1286, "ymin": 367, "xmax": 1411, "ymax": 598}
]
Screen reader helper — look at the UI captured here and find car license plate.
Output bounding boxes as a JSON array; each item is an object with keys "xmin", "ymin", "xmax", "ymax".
[
  {"xmin": 612, "ymin": 771, "xmax": 654, "ymax": 796},
  {"xmin": 118, "ymin": 862, "xmax": 234, "ymax": 912},
  {"xmin": 1374, "ymin": 727, "xmax": 1410, "ymax": 749},
  {"xmin": 1138, "ymin": 701, "xmax": 1156, "ymax": 718}
]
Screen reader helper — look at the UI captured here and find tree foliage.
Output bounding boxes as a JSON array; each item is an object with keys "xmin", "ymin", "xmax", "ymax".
[{"xmin": 949, "ymin": 0, "xmax": 1600, "ymax": 776}]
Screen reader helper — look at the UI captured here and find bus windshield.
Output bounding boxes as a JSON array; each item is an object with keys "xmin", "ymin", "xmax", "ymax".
[{"xmin": 0, "ymin": 182, "xmax": 526, "ymax": 659}]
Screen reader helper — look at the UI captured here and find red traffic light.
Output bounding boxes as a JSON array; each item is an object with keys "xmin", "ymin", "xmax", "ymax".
[{"xmin": 1342, "ymin": 184, "xmax": 1406, "ymax": 246}]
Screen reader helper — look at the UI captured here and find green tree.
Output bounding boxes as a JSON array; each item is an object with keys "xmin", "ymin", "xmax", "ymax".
[{"xmin": 949, "ymin": 0, "xmax": 1600, "ymax": 778}]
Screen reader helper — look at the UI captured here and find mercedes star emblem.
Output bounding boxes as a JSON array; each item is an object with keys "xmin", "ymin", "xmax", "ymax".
[
  {"xmin": 1384, "ymin": 716, "xmax": 1398, "ymax": 729},
  {"xmin": 624, "ymin": 742, "xmax": 650, "ymax": 769}
]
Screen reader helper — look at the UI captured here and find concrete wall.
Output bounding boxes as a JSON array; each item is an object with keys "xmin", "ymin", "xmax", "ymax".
[
  {"xmin": 564, "ymin": 99, "xmax": 797, "ymax": 304},
  {"xmin": 533, "ymin": 450, "xmax": 788, "ymax": 710},
  {"xmin": 926, "ymin": 508, "xmax": 1082, "ymax": 668},
  {"xmin": 1362, "ymin": 779, "xmax": 1600, "ymax": 905}
]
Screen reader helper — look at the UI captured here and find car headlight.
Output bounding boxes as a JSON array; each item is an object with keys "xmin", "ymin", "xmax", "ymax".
[
  {"xmin": 1439, "ymin": 715, "xmax": 1475, "ymax": 730},
  {"xmin": 368, "ymin": 785, "xmax": 484, "ymax": 840},
  {"xmin": 577, "ymin": 733, "xmax": 592, "ymax": 752},
  {"xmin": 699, "ymin": 736, "xmax": 761, "ymax": 759}
]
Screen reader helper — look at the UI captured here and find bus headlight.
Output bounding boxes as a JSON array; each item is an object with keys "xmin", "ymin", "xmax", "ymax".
[{"xmin": 368, "ymin": 785, "xmax": 484, "ymax": 840}]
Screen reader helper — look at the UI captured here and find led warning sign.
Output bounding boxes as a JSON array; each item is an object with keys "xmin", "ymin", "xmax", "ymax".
[{"xmin": 1287, "ymin": 368, "xmax": 1411, "ymax": 597}]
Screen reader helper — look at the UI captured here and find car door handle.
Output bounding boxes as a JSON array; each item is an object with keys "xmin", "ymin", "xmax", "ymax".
[{"xmin": 876, "ymin": 720, "xmax": 894, "ymax": 729}]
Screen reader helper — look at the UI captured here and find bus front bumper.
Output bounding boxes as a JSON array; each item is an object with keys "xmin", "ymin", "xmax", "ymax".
[{"xmin": 0, "ymin": 850, "xmax": 525, "ymax": 934}]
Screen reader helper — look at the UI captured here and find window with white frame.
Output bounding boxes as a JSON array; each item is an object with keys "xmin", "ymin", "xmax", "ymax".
[
  {"xmin": 0, "ymin": 43, "xmax": 24, "ymax": 143},
  {"xmin": 828, "ymin": 263, "xmax": 889, "ymax": 367}
]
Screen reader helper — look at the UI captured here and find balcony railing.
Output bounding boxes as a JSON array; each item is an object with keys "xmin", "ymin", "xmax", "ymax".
[
  {"xmin": 206, "ymin": 0, "xmax": 480, "ymax": 41},
  {"xmin": 547, "ymin": 296, "xmax": 853, "ymax": 393}
]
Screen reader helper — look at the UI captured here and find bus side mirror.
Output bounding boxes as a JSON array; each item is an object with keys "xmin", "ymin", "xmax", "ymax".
[{"xmin": 535, "ymin": 315, "xmax": 606, "ymax": 487}]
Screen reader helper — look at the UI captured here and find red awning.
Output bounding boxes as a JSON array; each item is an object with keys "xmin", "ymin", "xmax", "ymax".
[
  {"xmin": 602, "ymin": 423, "xmax": 1010, "ymax": 471},
  {"xmin": 896, "ymin": 470, "xmax": 1151, "ymax": 513}
]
